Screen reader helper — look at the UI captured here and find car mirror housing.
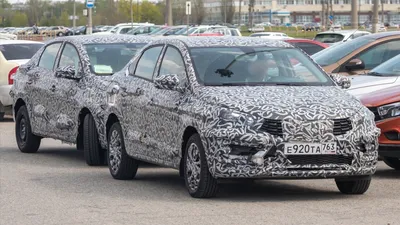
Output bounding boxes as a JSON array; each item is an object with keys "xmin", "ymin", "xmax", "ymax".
[
  {"xmin": 154, "ymin": 74, "xmax": 182, "ymax": 92},
  {"xmin": 329, "ymin": 73, "xmax": 351, "ymax": 89},
  {"xmin": 345, "ymin": 58, "xmax": 365, "ymax": 71},
  {"xmin": 55, "ymin": 65, "xmax": 82, "ymax": 80}
]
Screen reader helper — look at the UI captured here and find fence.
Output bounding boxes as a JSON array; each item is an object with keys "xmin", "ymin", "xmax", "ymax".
[{"xmin": 17, "ymin": 33, "xmax": 60, "ymax": 42}]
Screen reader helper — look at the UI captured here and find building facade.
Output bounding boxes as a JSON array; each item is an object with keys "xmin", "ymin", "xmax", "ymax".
[{"xmin": 175, "ymin": 0, "xmax": 400, "ymax": 25}]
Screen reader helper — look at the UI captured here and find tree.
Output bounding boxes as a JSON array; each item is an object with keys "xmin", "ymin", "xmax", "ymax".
[
  {"xmin": 192, "ymin": 0, "xmax": 205, "ymax": 25},
  {"xmin": 238, "ymin": 0, "xmax": 242, "ymax": 25},
  {"xmin": 248, "ymin": 0, "xmax": 255, "ymax": 27},
  {"xmin": 11, "ymin": 12, "xmax": 28, "ymax": 27},
  {"xmin": 59, "ymin": 11, "xmax": 70, "ymax": 26},
  {"xmin": 140, "ymin": 1, "xmax": 163, "ymax": 24}
]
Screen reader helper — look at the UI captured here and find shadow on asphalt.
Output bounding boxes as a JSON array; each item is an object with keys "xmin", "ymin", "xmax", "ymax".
[{"xmin": 374, "ymin": 169, "xmax": 400, "ymax": 179}]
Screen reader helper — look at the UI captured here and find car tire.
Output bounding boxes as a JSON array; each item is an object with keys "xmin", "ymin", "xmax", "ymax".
[
  {"xmin": 184, "ymin": 133, "xmax": 218, "ymax": 198},
  {"xmin": 335, "ymin": 176, "xmax": 371, "ymax": 194},
  {"xmin": 0, "ymin": 112, "xmax": 4, "ymax": 121},
  {"xmin": 57, "ymin": 32, "xmax": 64, "ymax": 36},
  {"xmin": 383, "ymin": 157, "xmax": 400, "ymax": 170},
  {"xmin": 83, "ymin": 114, "xmax": 104, "ymax": 166},
  {"xmin": 15, "ymin": 105, "xmax": 41, "ymax": 153},
  {"xmin": 107, "ymin": 122, "xmax": 138, "ymax": 180}
]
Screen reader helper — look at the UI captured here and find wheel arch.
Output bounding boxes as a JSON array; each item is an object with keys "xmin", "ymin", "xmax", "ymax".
[
  {"xmin": 179, "ymin": 126, "xmax": 199, "ymax": 177},
  {"xmin": 106, "ymin": 113, "xmax": 120, "ymax": 140},
  {"xmin": 76, "ymin": 107, "xmax": 91, "ymax": 150}
]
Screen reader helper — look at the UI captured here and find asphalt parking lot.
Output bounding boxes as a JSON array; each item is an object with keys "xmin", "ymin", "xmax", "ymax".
[{"xmin": 1, "ymin": 117, "xmax": 399, "ymax": 225}]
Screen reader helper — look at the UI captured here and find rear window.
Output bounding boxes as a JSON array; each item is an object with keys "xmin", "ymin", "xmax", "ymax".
[
  {"xmin": 314, "ymin": 33, "xmax": 345, "ymax": 43},
  {"xmin": 0, "ymin": 43, "xmax": 43, "ymax": 60}
]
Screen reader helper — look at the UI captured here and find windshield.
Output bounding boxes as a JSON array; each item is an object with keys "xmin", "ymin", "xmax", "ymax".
[
  {"xmin": 85, "ymin": 43, "xmax": 146, "ymax": 75},
  {"xmin": 175, "ymin": 27, "xmax": 192, "ymax": 35},
  {"xmin": 0, "ymin": 43, "xmax": 43, "ymax": 60},
  {"xmin": 312, "ymin": 36, "xmax": 374, "ymax": 66},
  {"xmin": 190, "ymin": 47, "xmax": 333, "ymax": 86},
  {"xmin": 149, "ymin": 27, "xmax": 165, "ymax": 34},
  {"xmin": 368, "ymin": 53, "xmax": 400, "ymax": 76},
  {"xmin": 314, "ymin": 33, "xmax": 345, "ymax": 43}
]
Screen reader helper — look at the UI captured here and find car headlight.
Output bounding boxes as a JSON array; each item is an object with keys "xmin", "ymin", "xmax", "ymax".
[
  {"xmin": 377, "ymin": 102, "xmax": 400, "ymax": 119},
  {"xmin": 219, "ymin": 108, "xmax": 256, "ymax": 126}
]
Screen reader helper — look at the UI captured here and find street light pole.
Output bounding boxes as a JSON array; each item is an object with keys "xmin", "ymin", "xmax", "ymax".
[
  {"xmin": 224, "ymin": 0, "xmax": 227, "ymax": 24},
  {"xmin": 137, "ymin": 0, "xmax": 139, "ymax": 22},
  {"xmin": 130, "ymin": 0, "xmax": 133, "ymax": 29}
]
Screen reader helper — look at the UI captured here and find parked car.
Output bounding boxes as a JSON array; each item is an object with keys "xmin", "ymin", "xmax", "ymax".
[
  {"xmin": 127, "ymin": 25, "xmax": 162, "ymax": 35},
  {"xmin": 146, "ymin": 25, "xmax": 187, "ymax": 36},
  {"xmin": 0, "ymin": 40, "xmax": 43, "ymax": 121},
  {"xmin": 40, "ymin": 26, "xmax": 70, "ymax": 36},
  {"xmin": 313, "ymin": 30, "xmax": 371, "ymax": 46},
  {"xmin": 93, "ymin": 23, "xmax": 155, "ymax": 35},
  {"xmin": 312, "ymin": 31, "xmax": 400, "ymax": 75},
  {"xmin": 0, "ymin": 33, "xmax": 17, "ymax": 40},
  {"xmin": 85, "ymin": 37, "xmax": 378, "ymax": 198},
  {"xmin": 9, "ymin": 35, "xmax": 154, "ymax": 165},
  {"xmin": 302, "ymin": 22, "xmax": 320, "ymax": 31},
  {"xmin": 361, "ymin": 86, "xmax": 400, "ymax": 170},
  {"xmin": 248, "ymin": 25, "xmax": 265, "ymax": 32},
  {"xmin": 284, "ymin": 39, "xmax": 329, "ymax": 55},
  {"xmin": 250, "ymin": 32, "xmax": 293, "ymax": 40},
  {"xmin": 347, "ymin": 53, "xmax": 400, "ymax": 99}
]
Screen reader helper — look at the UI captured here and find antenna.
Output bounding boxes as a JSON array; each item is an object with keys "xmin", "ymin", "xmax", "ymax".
[{"xmin": 343, "ymin": 29, "xmax": 359, "ymax": 42}]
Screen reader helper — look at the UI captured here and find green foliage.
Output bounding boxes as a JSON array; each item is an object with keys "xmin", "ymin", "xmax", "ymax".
[
  {"xmin": 11, "ymin": 12, "xmax": 29, "ymax": 27},
  {"xmin": 2, "ymin": 0, "xmax": 168, "ymax": 27}
]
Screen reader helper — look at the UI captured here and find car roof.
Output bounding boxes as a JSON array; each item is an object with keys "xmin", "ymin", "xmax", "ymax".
[
  {"xmin": 162, "ymin": 36, "xmax": 293, "ymax": 48},
  {"xmin": 0, "ymin": 40, "xmax": 43, "ymax": 45},
  {"xmin": 317, "ymin": 29, "xmax": 368, "ymax": 34},
  {"xmin": 46, "ymin": 34, "xmax": 155, "ymax": 45}
]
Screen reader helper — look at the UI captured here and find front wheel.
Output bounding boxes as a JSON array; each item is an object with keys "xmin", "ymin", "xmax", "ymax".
[
  {"xmin": 383, "ymin": 157, "xmax": 400, "ymax": 170},
  {"xmin": 15, "ymin": 105, "xmax": 41, "ymax": 153},
  {"xmin": 107, "ymin": 122, "xmax": 139, "ymax": 180},
  {"xmin": 83, "ymin": 114, "xmax": 105, "ymax": 166},
  {"xmin": 335, "ymin": 176, "xmax": 371, "ymax": 194},
  {"xmin": 184, "ymin": 133, "xmax": 218, "ymax": 198}
]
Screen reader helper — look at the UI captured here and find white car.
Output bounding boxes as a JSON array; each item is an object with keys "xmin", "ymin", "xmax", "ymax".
[
  {"xmin": 0, "ymin": 33, "xmax": 17, "ymax": 40},
  {"xmin": 93, "ymin": 23, "xmax": 155, "ymax": 35},
  {"xmin": 0, "ymin": 40, "xmax": 43, "ymax": 120},
  {"xmin": 347, "ymin": 53, "xmax": 400, "ymax": 99},
  {"xmin": 313, "ymin": 30, "xmax": 371, "ymax": 46},
  {"xmin": 249, "ymin": 32, "xmax": 293, "ymax": 40}
]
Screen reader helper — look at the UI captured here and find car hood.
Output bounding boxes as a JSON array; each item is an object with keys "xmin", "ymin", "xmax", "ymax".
[
  {"xmin": 347, "ymin": 75, "xmax": 399, "ymax": 98},
  {"xmin": 197, "ymin": 86, "xmax": 364, "ymax": 120}
]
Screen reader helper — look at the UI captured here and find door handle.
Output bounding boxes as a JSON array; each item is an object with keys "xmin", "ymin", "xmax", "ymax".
[{"xmin": 50, "ymin": 85, "xmax": 56, "ymax": 92}]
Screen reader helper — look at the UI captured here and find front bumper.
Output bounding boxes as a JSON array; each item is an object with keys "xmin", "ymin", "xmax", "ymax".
[
  {"xmin": 0, "ymin": 85, "xmax": 12, "ymax": 107},
  {"xmin": 376, "ymin": 117, "xmax": 400, "ymax": 158},
  {"xmin": 203, "ymin": 128, "xmax": 379, "ymax": 179}
]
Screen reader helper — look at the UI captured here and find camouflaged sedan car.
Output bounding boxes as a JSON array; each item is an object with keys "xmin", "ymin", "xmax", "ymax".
[
  {"xmin": 10, "ymin": 35, "xmax": 153, "ymax": 165},
  {"xmin": 96, "ymin": 37, "xmax": 380, "ymax": 198}
]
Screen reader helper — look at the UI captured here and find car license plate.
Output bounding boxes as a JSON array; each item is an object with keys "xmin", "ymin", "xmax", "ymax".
[{"xmin": 284, "ymin": 142, "xmax": 337, "ymax": 155}]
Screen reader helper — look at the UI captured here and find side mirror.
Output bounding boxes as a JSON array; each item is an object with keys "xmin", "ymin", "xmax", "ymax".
[
  {"xmin": 330, "ymin": 73, "xmax": 351, "ymax": 89},
  {"xmin": 55, "ymin": 65, "xmax": 82, "ymax": 80},
  {"xmin": 345, "ymin": 58, "xmax": 365, "ymax": 71},
  {"xmin": 154, "ymin": 74, "xmax": 182, "ymax": 92}
]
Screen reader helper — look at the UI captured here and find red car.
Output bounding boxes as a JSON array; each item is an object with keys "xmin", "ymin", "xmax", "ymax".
[{"xmin": 284, "ymin": 39, "xmax": 329, "ymax": 55}]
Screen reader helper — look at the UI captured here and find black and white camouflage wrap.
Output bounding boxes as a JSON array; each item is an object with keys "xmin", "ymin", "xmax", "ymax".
[
  {"xmin": 11, "ymin": 36, "xmax": 380, "ymax": 179},
  {"xmin": 10, "ymin": 35, "xmax": 154, "ymax": 149}
]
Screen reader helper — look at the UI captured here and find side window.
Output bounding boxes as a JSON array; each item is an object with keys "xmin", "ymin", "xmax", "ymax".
[
  {"xmin": 358, "ymin": 40, "xmax": 400, "ymax": 70},
  {"xmin": 134, "ymin": 46, "xmax": 163, "ymax": 80},
  {"xmin": 158, "ymin": 47, "xmax": 187, "ymax": 86},
  {"xmin": 119, "ymin": 28, "xmax": 130, "ymax": 34},
  {"xmin": 38, "ymin": 42, "xmax": 62, "ymax": 70},
  {"xmin": 58, "ymin": 43, "xmax": 80, "ymax": 72}
]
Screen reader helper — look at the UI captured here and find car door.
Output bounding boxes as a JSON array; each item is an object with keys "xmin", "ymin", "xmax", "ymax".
[
  {"xmin": 26, "ymin": 42, "xmax": 63, "ymax": 137},
  {"xmin": 120, "ymin": 45, "xmax": 165, "ymax": 161},
  {"xmin": 50, "ymin": 42, "xmax": 83, "ymax": 142},
  {"xmin": 339, "ymin": 39, "xmax": 400, "ymax": 75},
  {"xmin": 146, "ymin": 45, "xmax": 190, "ymax": 163}
]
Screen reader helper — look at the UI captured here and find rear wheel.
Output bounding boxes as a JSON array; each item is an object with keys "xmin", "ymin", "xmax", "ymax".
[
  {"xmin": 184, "ymin": 133, "xmax": 218, "ymax": 198},
  {"xmin": 383, "ymin": 157, "xmax": 400, "ymax": 170},
  {"xmin": 107, "ymin": 122, "xmax": 139, "ymax": 180},
  {"xmin": 15, "ymin": 105, "xmax": 41, "ymax": 153},
  {"xmin": 83, "ymin": 114, "xmax": 105, "ymax": 166},
  {"xmin": 0, "ymin": 112, "xmax": 4, "ymax": 121},
  {"xmin": 335, "ymin": 176, "xmax": 371, "ymax": 194}
]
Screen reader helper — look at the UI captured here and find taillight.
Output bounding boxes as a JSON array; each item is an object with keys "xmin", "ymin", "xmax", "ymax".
[{"xmin": 8, "ymin": 66, "xmax": 19, "ymax": 85}]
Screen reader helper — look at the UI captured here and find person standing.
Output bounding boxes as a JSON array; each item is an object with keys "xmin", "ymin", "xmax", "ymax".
[{"xmin": 32, "ymin": 23, "xmax": 39, "ymax": 35}]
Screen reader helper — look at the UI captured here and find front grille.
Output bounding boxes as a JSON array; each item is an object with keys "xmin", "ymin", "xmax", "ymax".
[
  {"xmin": 333, "ymin": 118, "xmax": 352, "ymax": 135},
  {"xmin": 368, "ymin": 107, "xmax": 380, "ymax": 121},
  {"xmin": 287, "ymin": 155, "xmax": 353, "ymax": 166},
  {"xmin": 259, "ymin": 119, "xmax": 283, "ymax": 137}
]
